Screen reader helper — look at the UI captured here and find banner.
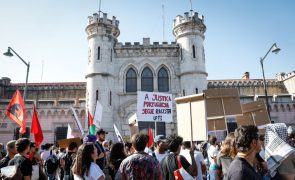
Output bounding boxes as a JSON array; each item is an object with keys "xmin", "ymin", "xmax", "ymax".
[
  {"xmin": 113, "ymin": 124, "xmax": 124, "ymax": 143},
  {"xmin": 31, "ymin": 106, "xmax": 43, "ymax": 147},
  {"xmin": 70, "ymin": 107, "xmax": 84, "ymax": 136},
  {"xmin": 67, "ymin": 124, "xmax": 74, "ymax": 139},
  {"xmin": 93, "ymin": 100, "xmax": 103, "ymax": 127},
  {"xmin": 5, "ymin": 90, "xmax": 27, "ymax": 134},
  {"xmin": 137, "ymin": 91, "xmax": 172, "ymax": 122}
]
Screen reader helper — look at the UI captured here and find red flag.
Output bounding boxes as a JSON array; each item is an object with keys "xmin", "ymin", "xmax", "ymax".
[
  {"xmin": 31, "ymin": 106, "xmax": 43, "ymax": 147},
  {"xmin": 88, "ymin": 110, "xmax": 93, "ymax": 126},
  {"xmin": 147, "ymin": 128, "xmax": 153, "ymax": 147},
  {"xmin": 5, "ymin": 90, "xmax": 27, "ymax": 134}
]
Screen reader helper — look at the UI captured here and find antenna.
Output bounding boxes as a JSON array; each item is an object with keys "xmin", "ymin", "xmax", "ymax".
[
  {"xmin": 189, "ymin": 0, "xmax": 193, "ymax": 15},
  {"xmin": 99, "ymin": 0, "xmax": 102, "ymax": 16},
  {"xmin": 162, "ymin": 4, "xmax": 165, "ymax": 41}
]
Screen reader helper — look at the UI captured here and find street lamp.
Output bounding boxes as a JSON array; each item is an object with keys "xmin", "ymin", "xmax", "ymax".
[
  {"xmin": 3, "ymin": 47, "xmax": 30, "ymax": 102},
  {"xmin": 260, "ymin": 43, "xmax": 281, "ymax": 120}
]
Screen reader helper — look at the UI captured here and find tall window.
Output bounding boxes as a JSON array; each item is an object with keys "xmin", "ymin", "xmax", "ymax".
[
  {"xmin": 158, "ymin": 67, "xmax": 169, "ymax": 92},
  {"xmin": 192, "ymin": 45, "xmax": 196, "ymax": 58},
  {"xmin": 97, "ymin": 47, "xmax": 100, "ymax": 60},
  {"xmin": 126, "ymin": 68, "xmax": 137, "ymax": 92},
  {"xmin": 141, "ymin": 67, "xmax": 153, "ymax": 92}
]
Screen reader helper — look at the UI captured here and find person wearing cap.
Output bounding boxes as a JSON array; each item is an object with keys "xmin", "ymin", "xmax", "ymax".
[
  {"xmin": 95, "ymin": 129, "xmax": 108, "ymax": 170},
  {"xmin": 151, "ymin": 135, "xmax": 168, "ymax": 163},
  {"xmin": 0, "ymin": 140, "xmax": 17, "ymax": 170}
]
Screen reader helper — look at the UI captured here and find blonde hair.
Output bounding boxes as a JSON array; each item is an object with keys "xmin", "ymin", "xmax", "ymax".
[{"xmin": 220, "ymin": 132, "xmax": 237, "ymax": 158}]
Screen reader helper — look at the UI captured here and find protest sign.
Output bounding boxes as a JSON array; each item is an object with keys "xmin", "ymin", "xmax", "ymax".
[
  {"xmin": 57, "ymin": 137, "xmax": 82, "ymax": 149},
  {"xmin": 137, "ymin": 91, "xmax": 173, "ymax": 122},
  {"xmin": 204, "ymin": 88, "xmax": 242, "ymax": 132},
  {"xmin": 236, "ymin": 100, "xmax": 270, "ymax": 128},
  {"xmin": 175, "ymin": 93, "xmax": 207, "ymax": 141},
  {"xmin": 128, "ymin": 113, "xmax": 139, "ymax": 137}
]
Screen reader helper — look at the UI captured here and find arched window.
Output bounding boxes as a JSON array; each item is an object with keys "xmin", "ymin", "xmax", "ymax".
[
  {"xmin": 126, "ymin": 68, "xmax": 137, "ymax": 92},
  {"xmin": 158, "ymin": 67, "xmax": 169, "ymax": 92},
  {"xmin": 141, "ymin": 67, "xmax": 153, "ymax": 92}
]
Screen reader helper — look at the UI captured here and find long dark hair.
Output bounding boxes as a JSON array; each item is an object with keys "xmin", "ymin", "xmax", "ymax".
[
  {"xmin": 110, "ymin": 143, "xmax": 126, "ymax": 168},
  {"xmin": 72, "ymin": 143, "xmax": 95, "ymax": 177}
]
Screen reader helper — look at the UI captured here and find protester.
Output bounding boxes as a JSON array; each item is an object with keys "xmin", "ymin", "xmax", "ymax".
[
  {"xmin": 95, "ymin": 129, "xmax": 107, "ymax": 170},
  {"xmin": 109, "ymin": 142, "xmax": 126, "ymax": 179},
  {"xmin": 264, "ymin": 123, "xmax": 295, "ymax": 180},
  {"xmin": 161, "ymin": 135, "xmax": 197, "ymax": 179},
  {"xmin": 227, "ymin": 125, "xmax": 262, "ymax": 180},
  {"xmin": 151, "ymin": 135, "xmax": 168, "ymax": 163},
  {"xmin": 216, "ymin": 132, "xmax": 237, "ymax": 180},
  {"xmin": 124, "ymin": 142, "xmax": 134, "ymax": 156},
  {"xmin": 41, "ymin": 143, "xmax": 53, "ymax": 164},
  {"xmin": 0, "ymin": 140, "xmax": 17, "ymax": 171},
  {"xmin": 180, "ymin": 141, "xmax": 206, "ymax": 180},
  {"xmin": 119, "ymin": 133, "xmax": 162, "ymax": 179},
  {"xmin": 207, "ymin": 136, "xmax": 219, "ymax": 180},
  {"xmin": 8, "ymin": 138, "xmax": 33, "ymax": 180},
  {"xmin": 287, "ymin": 126, "xmax": 295, "ymax": 148},
  {"xmin": 72, "ymin": 142, "xmax": 105, "ymax": 180},
  {"xmin": 60, "ymin": 142, "xmax": 78, "ymax": 180}
]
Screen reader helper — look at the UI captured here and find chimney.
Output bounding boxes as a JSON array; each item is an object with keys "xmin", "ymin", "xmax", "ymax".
[{"xmin": 242, "ymin": 72, "xmax": 250, "ymax": 80}]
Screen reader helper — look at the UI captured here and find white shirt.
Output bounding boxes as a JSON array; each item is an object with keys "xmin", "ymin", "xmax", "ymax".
[
  {"xmin": 207, "ymin": 144, "xmax": 218, "ymax": 165},
  {"xmin": 150, "ymin": 151, "xmax": 168, "ymax": 163},
  {"xmin": 180, "ymin": 149, "xmax": 205, "ymax": 180},
  {"xmin": 41, "ymin": 150, "xmax": 52, "ymax": 162},
  {"xmin": 86, "ymin": 162, "xmax": 105, "ymax": 180}
]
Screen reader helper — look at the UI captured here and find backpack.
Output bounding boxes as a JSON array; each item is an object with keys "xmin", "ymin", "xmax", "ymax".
[
  {"xmin": 200, "ymin": 142, "xmax": 208, "ymax": 159},
  {"xmin": 63, "ymin": 152, "xmax": 75, "ymax": 180},
  {"xmin": 44, "ymin": 150, "xmax": 59, "ymax": 175}
]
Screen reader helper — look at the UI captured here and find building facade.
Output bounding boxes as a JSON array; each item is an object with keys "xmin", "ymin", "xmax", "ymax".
[
  {"xmin": 85, "ymin": 11, "xmax": 207, "ymax": 139},
  {"xmin": 1, "ymin": 10, "xmax": 294, "ymax": 145}
]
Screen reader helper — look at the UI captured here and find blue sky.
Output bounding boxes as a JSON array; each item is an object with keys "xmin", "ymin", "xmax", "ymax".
[{"xmin": 0, "ymin": 0, "xmax": 294, "ymax": 83}]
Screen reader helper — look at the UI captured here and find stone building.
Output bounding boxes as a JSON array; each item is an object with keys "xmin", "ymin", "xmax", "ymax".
[
  {"xmin": 1, "ymin": 9, "xmax": 294, "ymax": 144},
  {"xmin": 85, "ymin": 10, "xmax": 207, "ymax": 139}
]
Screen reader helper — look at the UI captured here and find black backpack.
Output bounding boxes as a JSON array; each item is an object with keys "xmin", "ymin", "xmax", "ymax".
[
  {"xmin": 44, "ymin": 150, "xmax": 59, "ymax": 175},
  {"xmin": 63, "ymin": 152, "xmax": 75, "ymax": 180}
]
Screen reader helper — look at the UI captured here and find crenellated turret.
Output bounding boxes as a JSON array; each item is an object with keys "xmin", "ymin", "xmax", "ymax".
[
  {"xmin": 86, "ymin": 12, "xmax": 120, "ymax": 39},
  {"xmin": 85, "ymin": 11, "xmax": 120, "ymax": 133},
  {"xmin": 173, "ymin": 11, "xmax": 207, "ymax": 95}
]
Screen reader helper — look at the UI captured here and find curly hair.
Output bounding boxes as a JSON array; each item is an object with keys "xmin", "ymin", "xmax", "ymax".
[
  {"xmin": 234, "ymin": 125, "xmax": 258, "ymax": 152},
  {"xmin": 220, "ymin": 132, "xmax": 237, "ymax": 158},
  {"xmin": 72, "ymin": 143, "xmax": 95, "ymax": 177}
]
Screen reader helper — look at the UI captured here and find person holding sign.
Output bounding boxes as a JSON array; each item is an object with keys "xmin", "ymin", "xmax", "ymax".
[{"xmin": 161, "ymin": 135, "xmax": 197, "ymax": 179}]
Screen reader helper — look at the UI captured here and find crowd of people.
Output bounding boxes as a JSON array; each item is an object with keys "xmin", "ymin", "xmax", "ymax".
[{"xmin": 0, "ymin": 123, "xmax": 294, "ymax": 180}]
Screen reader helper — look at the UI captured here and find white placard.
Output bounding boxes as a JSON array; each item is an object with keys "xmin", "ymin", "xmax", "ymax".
[{"xmin": 137, "ymin": 91, "xmax": 173, "ymax": 122}]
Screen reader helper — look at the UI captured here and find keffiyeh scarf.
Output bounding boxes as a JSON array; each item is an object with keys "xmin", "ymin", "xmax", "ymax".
[{"xmin": 264, "ymin": 123, "xmax": 295, "ymax": 177}]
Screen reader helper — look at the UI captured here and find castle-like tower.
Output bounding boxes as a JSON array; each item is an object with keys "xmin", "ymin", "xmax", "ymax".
[
  {"xmin": 85, "ymin": 13, "xmax": 120, "ymax": 130},
  {"xmin": 85, "ymin": 10, "xmax": 207, "ymax": 139},
  {"xmin": 173, "ymin": 11, "xmax": 207, "ymax": 95}
]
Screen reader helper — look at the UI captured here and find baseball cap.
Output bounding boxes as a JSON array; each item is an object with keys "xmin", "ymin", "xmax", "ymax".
[
  {"xmin": 154, "ymin": 135, "xmax": 168, "ymax": 143},
  {"xmin": 97, "ymin": 128, "xmax": 108, "ymax": 135}
]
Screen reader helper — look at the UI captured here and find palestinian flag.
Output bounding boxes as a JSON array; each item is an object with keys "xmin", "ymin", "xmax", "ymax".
[{"xmin": 88, "ymin": 111, "xmax": 96, "ymax": 135}]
